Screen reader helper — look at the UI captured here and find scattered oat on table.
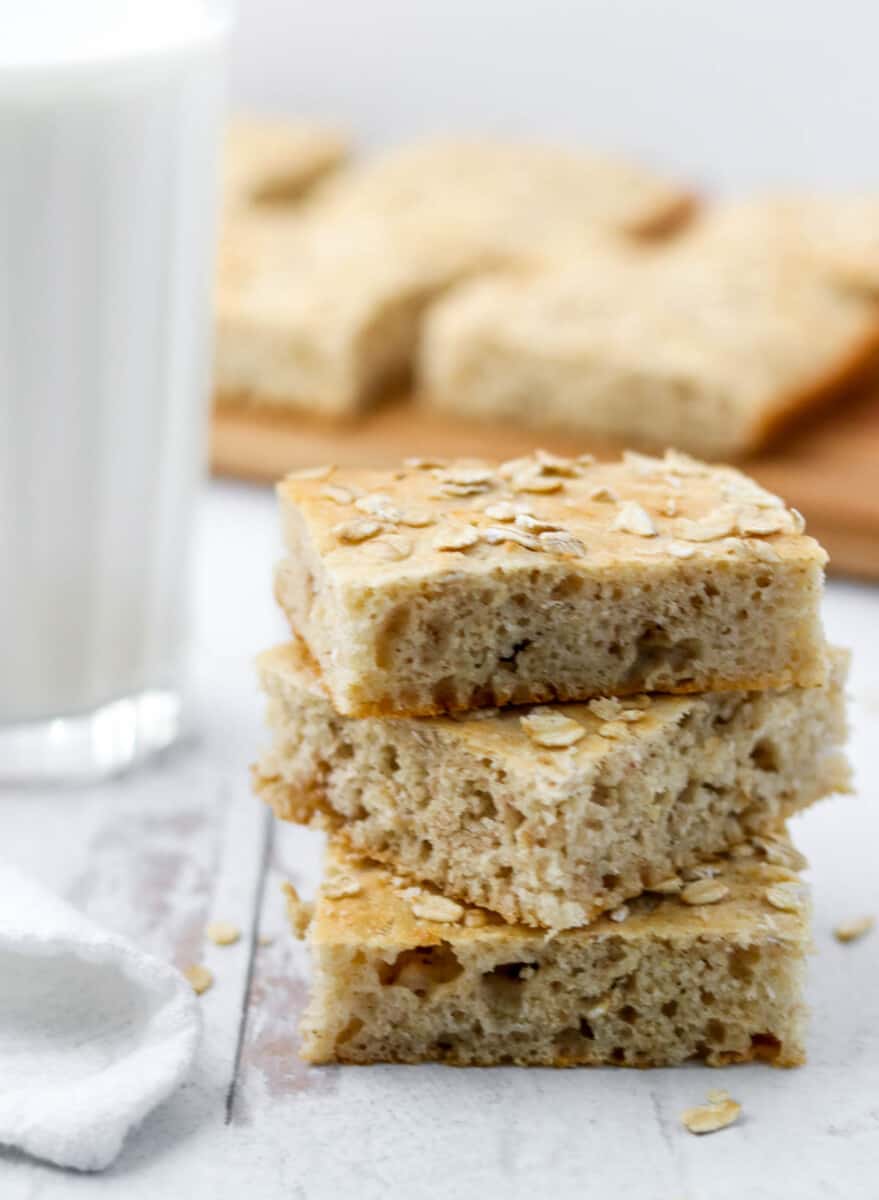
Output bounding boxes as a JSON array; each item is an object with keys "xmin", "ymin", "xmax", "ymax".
[
  {"xmin": 834, "ymin": 915, "xmax": 875, "ymax": 943},
  {"xmin": 681, "ymin": 1096, "xmax": 742, "ymax": 1135},
  {"xmin": 184, "ymin": 964, "xmax": 213, "ymax": 995},
  {"xmin": 206, "ymin": 920, "xmax": 241, "ymax": 946}
]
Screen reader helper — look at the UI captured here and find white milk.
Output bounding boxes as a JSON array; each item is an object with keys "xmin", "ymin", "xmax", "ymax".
[{"xmin": 0, "ymin": 1, "xmax": 229, "ymax": 778}]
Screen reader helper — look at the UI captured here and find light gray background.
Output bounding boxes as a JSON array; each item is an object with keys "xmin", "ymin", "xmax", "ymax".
[{"xmin": 230, "ymin": 0, "xmax": 879, "ymax": 192}]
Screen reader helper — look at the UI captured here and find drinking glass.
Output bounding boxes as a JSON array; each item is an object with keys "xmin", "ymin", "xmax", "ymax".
[{"xmin": 0, "ymin": 0, "xmax": 231, "ymax": 781}]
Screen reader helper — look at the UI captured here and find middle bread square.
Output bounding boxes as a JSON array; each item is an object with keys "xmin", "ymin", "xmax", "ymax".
[{"xmin": 255, "ymin": 640, "xmax": 848, "ymax": 930}]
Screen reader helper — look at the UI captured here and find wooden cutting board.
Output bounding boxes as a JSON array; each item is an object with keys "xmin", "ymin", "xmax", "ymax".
[{"xmin": 211, "ymin": 383, "xmax": 879, "ymax": 580}]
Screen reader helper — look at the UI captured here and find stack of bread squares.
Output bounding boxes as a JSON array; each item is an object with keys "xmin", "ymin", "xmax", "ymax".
[{"xmin": 254, "ymin": 447, "xmax": 850, "ymax": 1068}]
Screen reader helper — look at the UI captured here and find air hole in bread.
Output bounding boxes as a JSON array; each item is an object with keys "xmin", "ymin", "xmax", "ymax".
[
  {"xmin": 378, "ymin": 944, "xmax": 463, "ymax": 993},
  {"xmin": 750, "ymin": 737, "xmax": 780, "ymax": 772}
]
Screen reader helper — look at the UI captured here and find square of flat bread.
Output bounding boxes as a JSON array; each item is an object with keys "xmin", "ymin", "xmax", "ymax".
[
  {"xmin": 297, "ymin": 837, "xmax": 810, "ymax": 1067},
  {"xmin": 215, "ymin": 210, "xmax": 502, "ymax": 416},
  {"xmin": 680, "ymin": 197, "xmax": 879, "ymax": 298},
  {"xmin": 420, "ymin": 242, "xmax": 879, "ymax": 458},
  {"xmin": 222, "ymin": 116, "xmax": 349, "ymax": 212},
  {"xmin": 256, "ymin": 641, "xmax": 847, "ymax": 929},
  {"xmin": 273, "ymin": 450, "xmax": 828, "ymax": 717},
  {"xmin": 309, "ymin": 136, "xmax": 694, "ymax": 244},
  {"xmin": 214, "ymin": 136, "xmax": 692, "ymax": 417}
]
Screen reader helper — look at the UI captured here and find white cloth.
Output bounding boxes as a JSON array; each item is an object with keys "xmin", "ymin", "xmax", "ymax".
[{"xmin": 0, "ymin": 864, "xmax": 200, "ymax": 1171}]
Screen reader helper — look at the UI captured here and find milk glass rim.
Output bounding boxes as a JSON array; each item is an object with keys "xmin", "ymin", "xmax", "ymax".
[{"xmin": 0, "ymin": 1, "xmax": 234, "ymax": 87}]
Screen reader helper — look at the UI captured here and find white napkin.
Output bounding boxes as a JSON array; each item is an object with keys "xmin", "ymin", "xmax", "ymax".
[{"xmin": 0, "ymin": 863, "xmax": 200, "ymax": 1172}]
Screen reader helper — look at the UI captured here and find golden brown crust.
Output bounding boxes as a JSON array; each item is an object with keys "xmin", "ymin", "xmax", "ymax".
[
  {"xmin": 314, "ymin": 848, "xmax": 807, "ymax": 946},
  {"xmin": 280, "ymin": 666, "xmax": 824, "ymax": 720},
  {"xmin": 277, "ymin": 449, "xmax": 826, "ymax": 576},
  {"xmin": 326, "ymin": 1041, "xmax": 805, "ymax": 1069}
]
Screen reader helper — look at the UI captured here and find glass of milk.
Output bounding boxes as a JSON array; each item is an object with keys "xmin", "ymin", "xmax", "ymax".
[{"xmin": 0, "ymin": 1, "xmax": 231, "ymax": 781}]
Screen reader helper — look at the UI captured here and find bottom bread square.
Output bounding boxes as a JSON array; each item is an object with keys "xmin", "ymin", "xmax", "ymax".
[{"xmin": 294, "ymin": 835, "xmax": 810, "ymax": 1068}]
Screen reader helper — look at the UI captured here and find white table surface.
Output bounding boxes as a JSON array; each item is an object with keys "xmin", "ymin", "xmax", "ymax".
[{"xmin": 2, "ymin": 479, "xmax": 878, "ymax": 1199}]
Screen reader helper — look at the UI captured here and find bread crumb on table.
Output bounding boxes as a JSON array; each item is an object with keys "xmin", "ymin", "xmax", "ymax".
[{"xmin": 283, "ymin": 882, "xmax": 314, "ymax": 939}]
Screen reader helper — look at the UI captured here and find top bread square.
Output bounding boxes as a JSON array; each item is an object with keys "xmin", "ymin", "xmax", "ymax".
[
  {"xmin": 421, "ymin": 241, "xmax": 879, "ymax": 459},
  {"xmin": 274, "ymin": 449, "xmax": 828, "ymax": 717}
]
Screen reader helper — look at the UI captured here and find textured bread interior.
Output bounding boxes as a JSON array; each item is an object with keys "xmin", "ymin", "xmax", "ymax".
[
  {"xmin": 275, "ymin": 454, "xmax": 828, "ymax": 717},
  {"xmin": 257, "ymin": 642, "xmax": 848, "ymax": 928},
  {"xmin": 299, "ymin": 842, "xmax": 810, "ymax": 1068},
  {"xmin": 276, "ymin": 545, "xmax": 827, "ymax": 716}
]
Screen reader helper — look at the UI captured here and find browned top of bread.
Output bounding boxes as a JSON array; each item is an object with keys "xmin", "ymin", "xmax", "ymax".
[
  {"xmin": 278, "ymin": 448, "xmax": 826, "ymax": 585},
  {"xmin": 312, "ymin": 838, "xmax": 809, "ymax": 951}
]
